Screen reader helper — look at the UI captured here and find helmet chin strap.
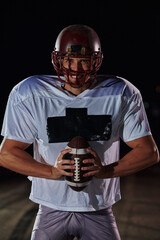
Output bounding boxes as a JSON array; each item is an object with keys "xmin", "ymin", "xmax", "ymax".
[{"xmin": 64, "ymin": 76, "xmax": 94, "ymax": 90}]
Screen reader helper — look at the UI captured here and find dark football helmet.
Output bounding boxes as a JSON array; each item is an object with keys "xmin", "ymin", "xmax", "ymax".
[{"xmin": 52, "ymin": 24, "xmax": 103, "ymax": 86}]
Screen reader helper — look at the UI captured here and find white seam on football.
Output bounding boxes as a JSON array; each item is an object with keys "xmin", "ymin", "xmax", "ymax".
[
  {"xmin": 65, "ymin": 180, "xmax": 91, "ymax": 187},
  {"xmin": 65, "ymin": 146, "xmax": 89, "ymax": 155}
]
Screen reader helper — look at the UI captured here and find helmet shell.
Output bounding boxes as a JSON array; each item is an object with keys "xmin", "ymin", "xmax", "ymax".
[{"xmin": 54, "ymin": 24, "xmax": 101, "ymax": 53}]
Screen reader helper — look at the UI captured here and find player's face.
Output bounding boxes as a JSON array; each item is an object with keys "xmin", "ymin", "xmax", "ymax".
[{"xmin": 62, "ymin": 57, "xmax": 91, "ymax": 88}]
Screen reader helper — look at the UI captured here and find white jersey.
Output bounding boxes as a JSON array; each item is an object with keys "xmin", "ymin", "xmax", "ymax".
[{"xmin": 1, "ymin": 75, "xmax": 151, "ymax": 211}]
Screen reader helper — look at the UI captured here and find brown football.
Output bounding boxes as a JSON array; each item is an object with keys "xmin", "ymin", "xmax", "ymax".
[{"xmin": 63, "ymin": 136, "xmax": 94, "ymax": 191}]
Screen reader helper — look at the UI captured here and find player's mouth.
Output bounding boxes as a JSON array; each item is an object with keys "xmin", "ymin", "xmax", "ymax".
[
  {"xmin": 70, "ymin": 76, "xmax": 77, "ymax": 80},
  {"xmin": 69, "ymin": 74, "xmax": 84, "ymax": 84},
  {"xmin": 65, "ymin": 75, "xmax": 84, "ymax": 88},
  {"xmin": 70, "ymin": 75, "xmax": 82, "ymax": 80},
  {"xmin": 64, "ymin": 72, "xmax": 90, "ymax": 87}
]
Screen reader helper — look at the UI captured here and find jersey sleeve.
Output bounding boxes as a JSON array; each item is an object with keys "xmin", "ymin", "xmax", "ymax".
[
  {"xmin": 1, "ymin": 89, "xmax": 38, "ymax": 143},
  {"xmin": 119, "ymin": 91, "xmax": 151, "ymax": 142}
]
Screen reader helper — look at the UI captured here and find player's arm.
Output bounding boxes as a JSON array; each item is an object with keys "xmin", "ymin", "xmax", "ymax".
[
  {"xmin": 83, "ymin": 135, "xmax": 159, "ymax": 178},
  {"xmin": 103, "ymin": 135, "xmax": 159, "ymax": 178},
  {"xmin": 0, "ymin": 139, "xmax": 74, "ymax": 179}
]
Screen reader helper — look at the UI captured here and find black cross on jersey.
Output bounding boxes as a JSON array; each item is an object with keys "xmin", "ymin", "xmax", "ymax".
[{"xmin": 47, "ymin": 108, "xmax": 112, "ymax": 143}]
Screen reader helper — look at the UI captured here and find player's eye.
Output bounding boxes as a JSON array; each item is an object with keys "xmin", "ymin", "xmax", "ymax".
[
  {"xmin": 63, "ymin": 58, "xmax": 69, "ymax": 62},
  {"xmin": 64, "ymin": 58, "xmax": 74, "ymax": 63},
  {"xmin": 81, "ymin": 60, "xmax": 87, "ymax": 63},
  {"xmin": 81, "ymin": 60, "xmax": 91, "ymax": 66}
]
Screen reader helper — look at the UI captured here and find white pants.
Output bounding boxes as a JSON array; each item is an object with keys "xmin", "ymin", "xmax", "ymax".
[{"xmin": 31, "ymin": 205, "xmax": 121, "ymax": 240}]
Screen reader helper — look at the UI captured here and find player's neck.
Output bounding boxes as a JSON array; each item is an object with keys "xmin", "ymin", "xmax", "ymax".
[{"xmin": 64, "ymin": 83, "xmax": 90, "ymax": 96}]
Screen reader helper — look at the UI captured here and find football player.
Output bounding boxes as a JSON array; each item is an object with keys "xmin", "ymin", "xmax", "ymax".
[{"xmin": 0, "ymin": 25, "xmax": 159, "ymax": 240}]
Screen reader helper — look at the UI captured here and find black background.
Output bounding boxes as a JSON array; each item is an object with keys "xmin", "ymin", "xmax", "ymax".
[{"xmin": 0, "ymin": 1, "xmax": 160, "ymax": 176}]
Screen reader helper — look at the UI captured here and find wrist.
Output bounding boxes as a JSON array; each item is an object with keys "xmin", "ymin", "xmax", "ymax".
[
  {"xmin": 96, "ymin": 164, "xmax": 117, "ymax": 179},
  {"xmin": 95, "ymin": 166, "xmax": 106, "ymax": 178},
  {"xmin": 50, "ymin": 166, "xmax": 62, "ymax": 179}
]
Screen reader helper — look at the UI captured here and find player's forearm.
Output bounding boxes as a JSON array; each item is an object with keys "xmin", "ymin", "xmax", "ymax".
[
  {"xmin": 100, "ymin": 145, "xmax": 159, "ymax": 178},
  {"xmin": 0, "ymin": 147, "xmax": 54, "ymax": 179}
]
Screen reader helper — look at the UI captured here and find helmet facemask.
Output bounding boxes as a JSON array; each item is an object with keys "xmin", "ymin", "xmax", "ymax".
[{"xmin": 52, "ymin": 48, "xmax": 103, "ymax": 87}]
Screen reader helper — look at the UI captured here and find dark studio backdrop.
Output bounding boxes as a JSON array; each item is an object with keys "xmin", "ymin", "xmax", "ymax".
[{"xmin": 0, "ymin": 1, "xmax": 160, "ymax": 173}]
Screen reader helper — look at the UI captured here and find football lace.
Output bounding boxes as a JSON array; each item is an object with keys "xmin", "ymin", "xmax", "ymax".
[{"xmin": 74, "ymin": 158, "xmax": 80, "ymax": 182}]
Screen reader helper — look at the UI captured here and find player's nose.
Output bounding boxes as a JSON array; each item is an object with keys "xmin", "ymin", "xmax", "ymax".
[{"xmin": 71, "ymin": 60, "xmax": 82, "ymax": 71}]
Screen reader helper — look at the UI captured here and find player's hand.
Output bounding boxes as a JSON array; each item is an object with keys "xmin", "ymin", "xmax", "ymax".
[
  {"xmin": 52, "ymin": 149, "xmax": 75, "ymax": 179},
  {"xmin": 82, "ymin": 148, "xmax": 104, "ymax": 178}
]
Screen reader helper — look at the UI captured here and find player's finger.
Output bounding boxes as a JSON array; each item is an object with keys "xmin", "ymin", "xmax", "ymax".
[
  {"xmin": 86, "ymin": 147, "xmax": 98, "ymax": 157},
  {"xmin": 81, "ymin": 165, "xmax": 98, "ymax": 171},
  {"xmin": 59, "ymin": 148, "xmax": 72, "ymax": 159},
  {"xmin": 81, "ymin": 166, "xmax": 94, "ymax": 171},
  {"xmin": 61, "ymin": 170, "xmax": 74, "ymax": 177},
  {"xmin": 61, "ymin": 164, "xmax": 75, "ymax": 170},
  {"xmin": 58, "ymin": 159, "xmax": 75, "ymax": 165},
  {"xmin": 83, "ymin": 158, "xmax": 95, "ymax": 164},
  {"xmin": 83, "ymin": 169, "xmax": 100, "ymax": 177}
]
